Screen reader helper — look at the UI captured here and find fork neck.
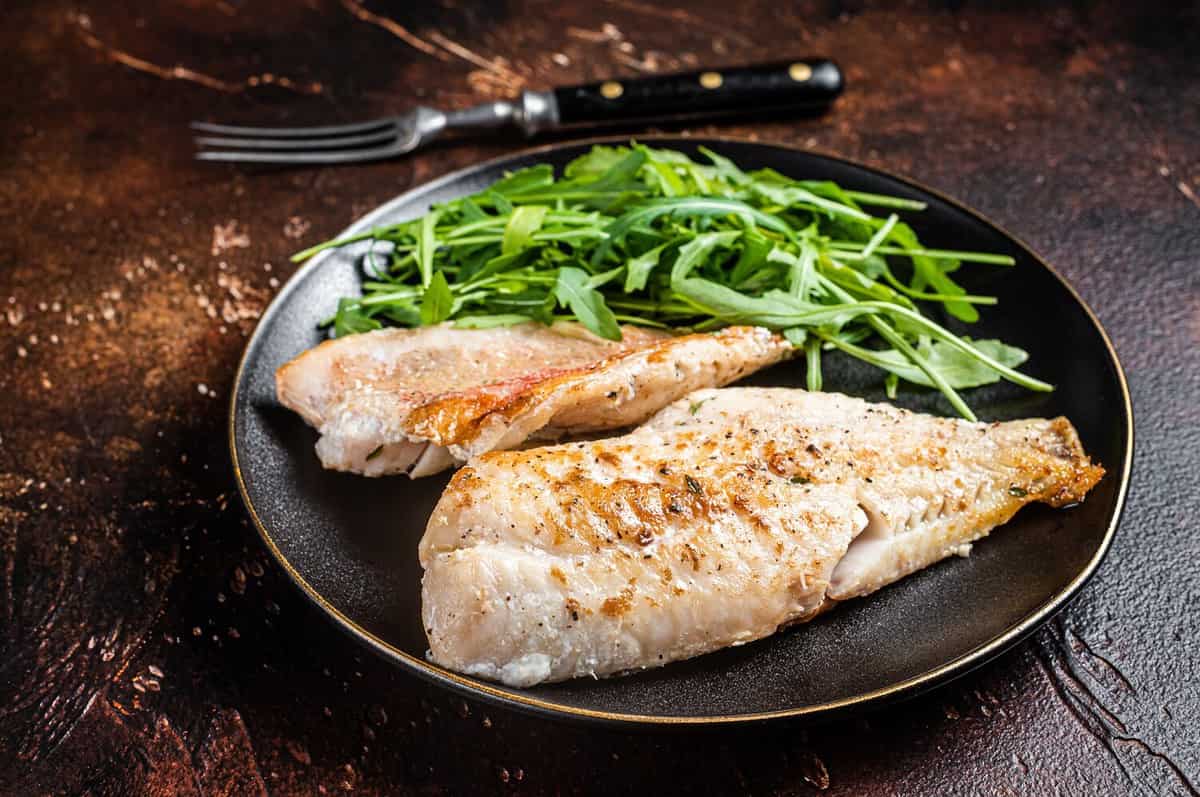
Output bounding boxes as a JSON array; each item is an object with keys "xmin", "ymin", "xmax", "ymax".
[{"xmin": 443, "ymin": 91, "xmax": 560, "ymax": 137}]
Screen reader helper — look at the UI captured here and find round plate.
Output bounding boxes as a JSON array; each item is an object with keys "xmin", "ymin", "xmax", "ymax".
[{"xmin": 231, "ymin": 137, "xmax": 1132, "ymax": 727}]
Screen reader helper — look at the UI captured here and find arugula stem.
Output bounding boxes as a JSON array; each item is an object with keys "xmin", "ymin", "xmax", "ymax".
[
  {"xmin": 842, "ymin": 191, "xmax": 928, "ymax": 211},
  {"xmin": 805, "ymin": 338, "xmax": 823, "ymax": 391},
  {"xmin": 819, "ymin": 279, "xmax": 973, "ymax": 418},
  {"xmin": 879, "ymin": 269, "xmax": 998, "ymax": 304},
  {"xmin": 829, "ymin": 243, "xmax": 1016, "ymax": 266},
  {"xmin": 880, "ymin": 304, "xmax": 1054, "ymax": 391},
  {"xmin": 860, "ymin": 214, "xmax": 899, "ymax": 260},
  {"xmin": 291, "ymin": 230, "xmax": 376, "ymax": 262}
]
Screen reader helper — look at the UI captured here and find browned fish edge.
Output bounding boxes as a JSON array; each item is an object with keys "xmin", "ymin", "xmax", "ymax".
[{"xmin": 403, "ymin": 326, "xmax": 788, "ymax": 448}]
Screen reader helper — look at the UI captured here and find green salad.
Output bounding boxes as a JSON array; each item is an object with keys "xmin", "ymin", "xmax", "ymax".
[{"xmin": 293, "ymin": 143, "xmax": 1050, "ymax": 420}]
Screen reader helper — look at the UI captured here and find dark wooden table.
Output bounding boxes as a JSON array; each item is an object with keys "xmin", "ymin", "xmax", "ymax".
[{"xmin": 3, "ymin": 1, "xmax": 1198, "ymax": 794}]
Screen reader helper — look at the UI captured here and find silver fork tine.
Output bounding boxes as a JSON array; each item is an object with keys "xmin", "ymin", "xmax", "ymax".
[
  {"xmin": 194, "ymin": 127, "xmax": 399, "ymax": 151},
  {"xmin": 190, "ymin": 118, "xmax": 395, "ymax": 138},
  {"xmin": 195, "ymin": 144, "xmax": 406, "ymax": 165},
  {"xmin": 193, "ymin": 97, "xmax": 552, "ymax": 164}
]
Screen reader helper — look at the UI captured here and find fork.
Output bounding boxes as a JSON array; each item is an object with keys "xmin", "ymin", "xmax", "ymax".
[{"xmin": 193, "ymin": 59, "xmax": 843, "ymax": 165}]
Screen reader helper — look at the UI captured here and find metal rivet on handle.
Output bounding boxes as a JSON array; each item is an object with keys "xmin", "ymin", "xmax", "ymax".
[
  {"xmin": 699, "ymin": 71, "xmax": 723, "ymax": 89},
  {"xmin": 788, "ymin": 62, "xmax": 813, "ymax": 82},
  {"xmin": 600, "ymin": 81, "xmax": 624, "ymax": 99}
]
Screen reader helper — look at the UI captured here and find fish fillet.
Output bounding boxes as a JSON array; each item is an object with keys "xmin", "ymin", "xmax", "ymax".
[
  {"xmin": 420, "ymin": 388, "xmax": 1104, "ymax": 687},
  {"xmin": 276, "ymin": 323, "xmax": 791, "ymax": 477}
]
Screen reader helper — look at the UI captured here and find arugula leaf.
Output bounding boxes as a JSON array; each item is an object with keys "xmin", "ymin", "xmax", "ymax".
[
  {"xmin": 417, "ymin": 209, "xmax": 441, "ymax": 287},
  {"xmin": 554, "ymin": 267, "xmax": 621, "ymax": 340},
  {"xmin": 749, "ymin": 181, "xmax": 871, "ymax": 222},
  {"xmin": 822, "ymin": 257, "xmax": 911, "ymax": 306},
  {"xmin": 490, "ymin": 165, "xmax": 554, "ymax": 196},
  {"xmin": 793, "ymin": 240, "xmax": 819, "ymax": 299},
  {"xmin": 485, "ymin": 190, "xmax": 513, "ymax": 215},
  {"xmin": 606, "ymin": 197, "xmax": 791, "ymax": 246},
  {"xmin": 534, "ymin": 148, "xmax": 651, "ymax": 211},
  {"xmin": 501, "ymin": 206, "xmax": 548, "ymax": 255},
  {"xmin": 419, "ymin": 271, "xmax": 454, "ymax": 325},
  {"xmin": 699, "ymin": 146, "xmax": 751, "ymax": 185},
  {"xmin": 624, "ymin": 242, "xmax": 670, "ymax": 292},
  {"xmin": 864, "ymin": 338, "xmax": 1030, "ymax": 389},
  {"xmin": 586, "ymin": 265, "xmax": 625, "ymax": 291},
  {"xmin": 462, "ymin": 249, "xmax": 526, "ymax": 284},
  {"xmin": 782, "ymin": 327, "xmax": 807, "ymax": 346},
  {"xmin": 729, "ymin": 229, "xmax": 772, "ymax": 287},
  {"xmin": 459, "ymin": 198, "xmax": 487, "ymax": 222},
  {"xmin": 647, "ymin": 161, "xmax": 687, "ymax": 197},
  {"xmin": 669, "ymin": 231, "xmax": 742, "ymax": 284},
  {"xmin": 563, "ymin": 146, "xmax": 628, "ymax": 179},
  {"xmin": 334, "ymin": 299, "xmax": 382, "ymax": 338},
  {"xmin": 889, "ymin": 221, "xmax": 978, "ymax": 322},
  {"xmin": 673, "ymin": 279, "xmax": 840, "ymax": 327},
  {"xmin": 584, "ymin": 148, "xmax": 647, "ymax": 192},
  {"xmin": 378, "ymin": 303, "xmax": 421, "ymax": 326}
]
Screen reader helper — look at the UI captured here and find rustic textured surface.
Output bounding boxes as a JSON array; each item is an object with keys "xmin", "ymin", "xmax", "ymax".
[{"xmin": 1, "ymin": 0, "xmax": 1197, "ymax": 794}]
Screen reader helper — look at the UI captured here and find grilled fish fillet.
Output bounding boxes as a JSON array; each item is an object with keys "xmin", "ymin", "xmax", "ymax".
[
  {"xmin": 420, "ymin": 388, "xmax": 1104, "ymax": 687},
  {"xmin": 276, "ymin": 323, "xmax": 790, "ymax": 477}
]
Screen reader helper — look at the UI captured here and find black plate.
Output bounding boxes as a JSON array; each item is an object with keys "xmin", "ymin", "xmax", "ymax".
[{"xmin": 230, "ymin": 137, "xmax": 1132, "ymax": 727}]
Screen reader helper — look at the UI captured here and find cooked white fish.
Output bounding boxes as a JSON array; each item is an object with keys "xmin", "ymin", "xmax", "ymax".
[
  {"xmin": 276, "ymin": 323, "xmax": 790, "ymax": 477},
  {"xmin": 420, "ymin": 388, "xmax": 1103, "ymax": 687}
]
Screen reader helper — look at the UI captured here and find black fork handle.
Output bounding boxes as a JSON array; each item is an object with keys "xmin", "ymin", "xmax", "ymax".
[{"xmin": 553, "ymin": 59, "xmax": 843, "ymax": 126}]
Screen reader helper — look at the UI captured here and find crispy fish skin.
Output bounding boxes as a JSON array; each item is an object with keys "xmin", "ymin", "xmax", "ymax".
[
  {"xmin": 404, "ymin": 325, "xmax": 791, "ymax": 462},
  {"xmin": 419, "ymin": 388, "xmax": 1103, "ymax": 687},
  {"xmin": 275, "ymin": 322, "xmax": 666, "ymax": 476},
  {"xmin": 275, "ymin": 323, "xmax": 790, "ymax": 477}
]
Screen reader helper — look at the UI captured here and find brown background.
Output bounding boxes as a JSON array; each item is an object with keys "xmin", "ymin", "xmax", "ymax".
[{"xmin": 2, "ymin": 1, "xmax": 1198, "ymax": 794}]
